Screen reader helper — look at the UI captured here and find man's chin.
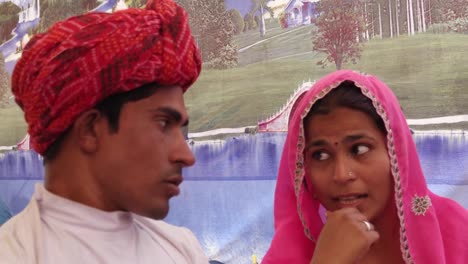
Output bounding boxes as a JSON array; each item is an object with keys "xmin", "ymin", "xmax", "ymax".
[{"xmin": 135, "ymin": 205, "xmax": 170, "ymax": 220}]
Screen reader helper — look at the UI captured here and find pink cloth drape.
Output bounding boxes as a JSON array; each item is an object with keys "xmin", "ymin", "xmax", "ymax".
[{"xmin": 263, "ymin": 70, "xmax": 468, "ymax": 263}]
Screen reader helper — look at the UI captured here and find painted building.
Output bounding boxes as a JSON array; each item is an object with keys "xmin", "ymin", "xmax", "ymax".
[{"xmin": 284, "ymin": 0, "xmax": 318, "ymax": 27}]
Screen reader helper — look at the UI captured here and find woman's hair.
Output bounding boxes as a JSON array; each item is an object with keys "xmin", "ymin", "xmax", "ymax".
[{"xmin": 304, "ymin": 81, "xmax": 386, "ymax": 134}]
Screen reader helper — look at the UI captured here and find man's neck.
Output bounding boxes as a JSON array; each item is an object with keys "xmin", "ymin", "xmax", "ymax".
[{"xmin": 44, "ymin": 158, "xmax": 116, "ymax": 212}]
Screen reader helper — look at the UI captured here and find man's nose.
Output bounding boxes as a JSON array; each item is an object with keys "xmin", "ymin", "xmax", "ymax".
[{"xmin": 171, "ymin": 130, "xmax": 196, "ymax": 167}]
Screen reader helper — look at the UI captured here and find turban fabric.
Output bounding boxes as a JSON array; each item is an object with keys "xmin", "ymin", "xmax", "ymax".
[{"xmin": 12, "ymin": 0, "xmax": 201, "ymax": 155}]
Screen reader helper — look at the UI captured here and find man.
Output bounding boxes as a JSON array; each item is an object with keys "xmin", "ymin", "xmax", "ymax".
[{"xmin": 0, "ymin": 0, "xmax": 208, "ymax": 263}]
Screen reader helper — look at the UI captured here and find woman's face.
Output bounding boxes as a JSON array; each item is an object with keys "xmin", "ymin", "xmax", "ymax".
[{"xmin": 304, "ymin": 107, "xmax": 393, "ymax": 222}]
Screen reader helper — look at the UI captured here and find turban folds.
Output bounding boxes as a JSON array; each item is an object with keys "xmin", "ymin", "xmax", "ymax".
[{"xmin": 12, "ymin": 0, "xmax": 202, "ymax": 155}]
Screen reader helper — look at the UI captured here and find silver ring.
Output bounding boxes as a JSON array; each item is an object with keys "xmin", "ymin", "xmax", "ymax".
[{"xmin": 362, "ymin": 220, "xmax": 374, "ymax": 231}]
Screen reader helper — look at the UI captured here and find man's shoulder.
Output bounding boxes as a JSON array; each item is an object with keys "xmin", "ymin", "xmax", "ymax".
[
  {"xmin": 133, "ymin": 215, "xmax": 208, "ymax": 263},
  {"xmin": 0, "ymin": 201, "xmax": 33, "ymax": 238},
  {"xmin": 0, "ymin": 202, "xmax": 38, "ymax": 262},
  {"xmin": 0, "ymin": 217, "xmax": 22, "ymax": 261}
]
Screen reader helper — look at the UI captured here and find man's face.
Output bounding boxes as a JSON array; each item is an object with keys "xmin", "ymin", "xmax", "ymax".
[{"xmin": 92, "ymin": 85, "xmax": 195, "ymax": 219}]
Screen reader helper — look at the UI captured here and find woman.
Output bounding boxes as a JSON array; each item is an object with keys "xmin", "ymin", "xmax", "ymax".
[{"xmin": 262, "ymin": 70, "xmax": 468, "ymax": 263}]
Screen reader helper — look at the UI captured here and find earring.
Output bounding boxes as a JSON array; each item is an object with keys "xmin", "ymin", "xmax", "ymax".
[{"xmin": 348, "ymin": 171, "xmax": 355, "ymax": 177}]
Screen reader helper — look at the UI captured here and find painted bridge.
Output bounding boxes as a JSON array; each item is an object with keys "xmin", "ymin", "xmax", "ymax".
[{"xmin": 258, "ymin": 80, "xmax": 313, "ymax": 132}]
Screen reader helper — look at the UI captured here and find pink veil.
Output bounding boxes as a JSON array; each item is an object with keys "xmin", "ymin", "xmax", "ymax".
[{"xmin": 262, "ymin": 70, "xmax": 468, "ymax": 263}]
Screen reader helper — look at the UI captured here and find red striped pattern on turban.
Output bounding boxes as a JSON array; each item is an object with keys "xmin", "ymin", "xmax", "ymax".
[{"xmin": 12, "ymin": 0, "xmax": 201, "ymax": 155}]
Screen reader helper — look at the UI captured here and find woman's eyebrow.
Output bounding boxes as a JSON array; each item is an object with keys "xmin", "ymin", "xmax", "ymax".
[
  {"xmin": 305, "ymin": 139, "xmax": 328, "ymax": 150},
  {"xmin": 343, "ymin": 134, "xmax": 376, "ymax": 144},
  {"xmin": 305, "ymin": 134, "xmax": 376, "ymax": 150}
]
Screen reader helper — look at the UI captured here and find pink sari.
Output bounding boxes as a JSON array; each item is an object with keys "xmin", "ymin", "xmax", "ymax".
[{"xmin": 262, "ymin": 70, "xmax": 468, "ymax": 263}]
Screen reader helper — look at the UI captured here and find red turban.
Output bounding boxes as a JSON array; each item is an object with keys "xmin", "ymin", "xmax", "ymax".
[{"xmin": 12, "ymin": 0, "xmax": 201, "ymax": 155}]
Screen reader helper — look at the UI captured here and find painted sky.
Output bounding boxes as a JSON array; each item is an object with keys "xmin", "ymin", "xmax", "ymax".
[
  {"xmin": 225, "ymin": 0, "xmax": 254, "ymax": 17},
  {"xmin": 0, "ymin": 0, "xmax": 106, "ymax": 7},
  {"xmin": 225, "ymin": 0, "xmax": 289, "ymax": 17},
  {"xmin": 1, "ymin": 0, "xmax": 287, "ymax": 17},
  {"xmin": 0, "ymin": 0, "xmax": 30, "ymax": 7}
]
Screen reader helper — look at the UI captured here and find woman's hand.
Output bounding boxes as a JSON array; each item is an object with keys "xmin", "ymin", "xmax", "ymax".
[{"xmin": 310, "ymin": 207, "xmax": 379, "ymax": 264}]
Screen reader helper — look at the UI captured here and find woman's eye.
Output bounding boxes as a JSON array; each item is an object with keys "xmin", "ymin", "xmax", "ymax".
[
  {"xmin": 353, "ymin": 145, "xmax": 370, "ymax": 155},
  {"xmin": 312, "ymin": 151, "xmax": 330, "ymax": 161}
]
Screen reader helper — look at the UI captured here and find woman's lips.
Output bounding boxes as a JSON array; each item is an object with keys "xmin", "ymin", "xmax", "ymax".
[{"xmin": 333, "ymin": 193, "xmax": 368, "ymax": 208}]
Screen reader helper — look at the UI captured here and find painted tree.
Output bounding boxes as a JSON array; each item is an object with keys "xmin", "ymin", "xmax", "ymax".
[
  {"xmin": 407, "ymin": 0, "xmax": 415, "ymax": 35},
  {"xmin": 0, "ymin": 2, "xmax": 21, "ymax": 44},
  {"xmin": 395, "ymin": 0, "xmax": 400, "ymax": 36},
  {"xmin": 362, "ymin": 0, "xmax": 431, "ymax": 38},
  {"xmin": 313, "ymin": 0, "xmax": 365, "ymax": 70},
  {"xmin": 37, "ymin": 0, "xmax": 99, "ymax": 33},
  {"xmin": 0, "ymin": 53, "xmax": 10, "ymax": 107},
  {"xmin": 361, "ymin": 1, "xmax": 370, "ymax": 40},
  {"xmin": 128, "ymin": 0, "xmax": 145, "ymax": 8},
  {"xmin": 431, "ymin": 0, "xmax": 468, "ymax": 23},
  {"xmin": 175, "ymin": 0, "xmax": 238, "ymax": 69},
  {"xmin": 368, "ymin": 0, "xmax": 411, "ymax": 37},
  {"xmin": 416, "ymin": 0, "xmax": 422, "ymax": 32},
  {"xmin": 406, "ymin": 0, "xmax": 427, "ymax": 33},
  {"xmin": 387, "ymin": 0, "xmax": 403, "ymax": 37},
  {"xmin": 357, "ymin": 0, "xmax": 380, "ymax": 40},
  {"xmin": 227, "ymin": 9, "xmax": 244, "ymax": 35},
  {"xmin": 243, "ymin": 13, "xmax": 257, "ymax": 31},
  {"xmin": 420, "ymin": 0, "xmax": 426, "ymax": 32},
  {"xmin": 379, "ymin": 2, "xmax": 383, "ymax": 37},
  {"xmin": 371, "ymin": 0, "xmax": 401, "ymax": 38},
  {"xmin": 249, "ymin": 0, "xmax": 274, "ymax": 37}
]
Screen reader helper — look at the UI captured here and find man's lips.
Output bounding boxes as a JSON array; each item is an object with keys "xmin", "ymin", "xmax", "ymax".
[
  {"xmin": 164, "ymin": 176, "xmax": 183, "ymax": 196},
  {"xmin": 166, "ymin": 176, "xmax": 183, "ymax": 186}
]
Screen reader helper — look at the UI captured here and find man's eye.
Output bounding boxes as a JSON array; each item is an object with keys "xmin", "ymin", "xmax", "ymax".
[
  {"xmin": 312, "ymin": 151, "xmax": 330, "ymax": 161},
  {"xmin": 158, "ymin": 120, "xmax": 168, "ymax": 128},
  {"xmin": 353, "ymin": 145, "xmax": 370, "ymax": 155}
]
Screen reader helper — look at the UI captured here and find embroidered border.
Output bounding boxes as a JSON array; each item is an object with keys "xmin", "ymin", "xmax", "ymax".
[
  {"xmin": 294, "ymin": 83, "xmax": 337, "ymax": 242},
  {"xmin": 355, "ymin": 81, "xmax": 413, "ymax": 264}
]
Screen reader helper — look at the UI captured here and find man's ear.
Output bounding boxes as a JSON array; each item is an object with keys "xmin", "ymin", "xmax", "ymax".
[{"xmin": 73, "ymin": 109, "xmax": 107, "ymax": 154}]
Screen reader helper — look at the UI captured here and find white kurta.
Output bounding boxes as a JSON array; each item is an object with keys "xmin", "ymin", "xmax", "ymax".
[{"xmin": 0, "ymin": 184, "xmax": 208, "ymax": 264}]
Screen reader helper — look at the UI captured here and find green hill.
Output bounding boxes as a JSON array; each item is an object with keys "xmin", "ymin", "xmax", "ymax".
[
  {"xmin": 1, "ymin": 32, "xmax": 468, "ymax": 146},
  {"xmin": 185, "ymin": 33, "xmax": 468, "ymax": 132}
]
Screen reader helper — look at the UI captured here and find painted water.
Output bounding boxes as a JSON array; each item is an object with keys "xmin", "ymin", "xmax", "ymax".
[{"xmin": 1, "ymin": 132, "xmax": 468, "ymax": 263}]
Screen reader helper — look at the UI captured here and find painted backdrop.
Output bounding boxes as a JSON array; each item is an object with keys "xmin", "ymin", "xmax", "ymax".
[{"xmin": 1, "ymin": 0, "xmax": 468, "ymax": 263}]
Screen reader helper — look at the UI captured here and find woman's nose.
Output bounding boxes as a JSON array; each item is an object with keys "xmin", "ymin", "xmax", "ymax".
[{"xmin": 333, "ymin": 156, "xmax": 356, "ymax": 184}]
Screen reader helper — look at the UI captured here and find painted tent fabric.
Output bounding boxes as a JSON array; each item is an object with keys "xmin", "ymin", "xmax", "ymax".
[
  {"xmin": 0, "ymin": 199, "xmax": 12, "ymax": 225},
  {"xmin": 1, "ymin": 0, "xmax": 468, "ymax": 263}
]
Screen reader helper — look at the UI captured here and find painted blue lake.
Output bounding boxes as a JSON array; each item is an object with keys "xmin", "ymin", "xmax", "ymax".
[{"xmin": 1, "ymin": 132, "xmax": 467, "ymax": 263}]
